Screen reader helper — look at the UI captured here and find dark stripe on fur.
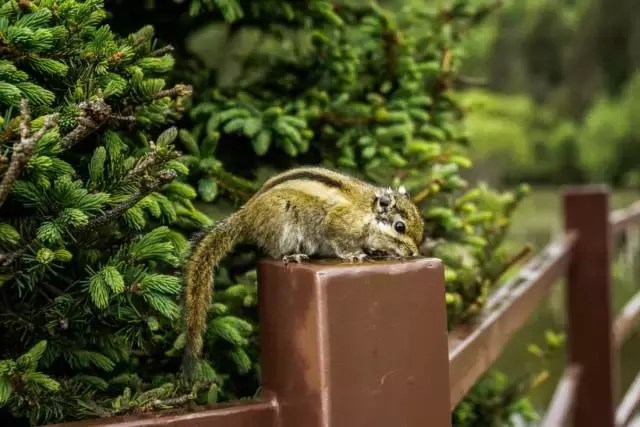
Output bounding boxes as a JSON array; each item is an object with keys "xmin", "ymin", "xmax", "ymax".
[{"xmin": 256, "ymin": 171, "xmax": 343, "ymax": 196}]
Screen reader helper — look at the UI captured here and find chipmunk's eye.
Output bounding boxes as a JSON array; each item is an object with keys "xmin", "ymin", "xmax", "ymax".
[
  {"xmin": 394, "ymin": 221, "xmax": 406, "ymax": 234},
  {"xmin": 379, "ymin": 199, "xmax": 389, "ymax": 208}
]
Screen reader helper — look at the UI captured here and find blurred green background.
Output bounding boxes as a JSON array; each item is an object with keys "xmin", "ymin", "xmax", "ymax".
[
  {"xmin": 497, "ymin": 190, "xmax": 640, "ymax": 423},
  {"xmin": 452, "ymin": 0, "xmax": 640, "ymax": 422},
  {"xmin": 457, "ymin": 0, "xmax": 640, "ymax": 188}
]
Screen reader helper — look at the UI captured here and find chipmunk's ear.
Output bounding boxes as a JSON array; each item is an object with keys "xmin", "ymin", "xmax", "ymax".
[
  {"xmin": 397, "ymin": 185, "xmax": 408, "ymax": 196},
  {"xmin": 373, "ymin": 188, "xmax": 396, "ymax": 213}
]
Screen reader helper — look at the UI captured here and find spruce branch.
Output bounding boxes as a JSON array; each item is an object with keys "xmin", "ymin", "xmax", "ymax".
[
  {"xmin": 1, "ymin": 115, "xmax": 24, "ymax": 147},
  {"xmin": 318, "ymin": 112, "xmax": 375, "ymax": 125},
  {"xmin": 382, "ymin": 30, "xmax": 399, "ymax": 79},
  {"xmin": 133, "ymin": 392, "xmax": 198, "ymax": 414},
  {"xmin": 209, "ymin": 167, "xmax": 259, "ymax": 200},
  {"xmin": 126, "ymin": 140, "xmax": 164, "ymax": 180},
  {"xmin": 87, "ymin": 169, "xmax": 177, "ymax": 231},
  {"xmin": 1, "ymin": 166, "xmax": 176, "ymax": 268},
  {"xmin": 412, "ymin": 179, "xmax": 444, "ymax": 203},
  {"xmin": 152, "ymin": 84, "xmax": 193, "ymax": 100},
  {"xmin": 1, "ymin": 136, "xmax": 179, "ymax": 269},
  {"xmin": 454, "ymin": 75, "xmax": 489, "ymax": 88},
  {"xmin": 490, "ymin": 244, "xmax": 534, "ymax": 283},
  {"xmin": 412, "ymin": 186, "xmax": 432, "ymax": 203},
  {"xmin": 90, "ymin": 383, "xmax": 211, "ymax": 418},
  {"xmin": 59, "ymin": 95, "xmax": 161, "ymax": 150},
  {"xmin": 60, "ymin": 99, "xmax": 113, "ymax": 150},
  {"xmin": 0, "ymin": 153, "xmax": 8, "ymax": 175},
  {"xmin": 436, "ymin": 48, "xmax": 453, "ymax": 92},
  {"xmin": 1, "ymin": 169, "xmax": 177, "ymax": 268},
  {"xmin": 0, "ymin": 248, "xmax": 24, "ymax": 268},
  {"xmin": 149, "ymin": 45, "xmax": 175, "ymax": 57},
  {"xmin": 0, "ymin": 99, "xmax": 59, "ymax": 208},
  {"xmin": 109, "ymin": 114, "xmax": 137, "ymax": 126}
]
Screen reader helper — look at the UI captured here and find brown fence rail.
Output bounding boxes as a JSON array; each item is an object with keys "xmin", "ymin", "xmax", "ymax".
[
  {"xmin": 617, "ymin": 372, "xmax": 640, "ymax": 427},
  {"xmin": 448, "ymin": 232, "xmax": 576, "ymax": 409},
  {"xmin": 614, "ymin": 291, "xmax": 640, "ymax": 351},
  {"xmin": 48, "ymin": 186, "xmax": 640, "ymax": 427},
  {"xmin": 540, "ymin": 365, "xmax": 582, "ymax": 427}
]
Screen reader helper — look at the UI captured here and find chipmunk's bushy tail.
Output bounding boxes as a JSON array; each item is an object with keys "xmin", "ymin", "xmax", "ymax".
[{"xmin": 181, "ymin": 214, "xmax": 244, "ymax": 381}]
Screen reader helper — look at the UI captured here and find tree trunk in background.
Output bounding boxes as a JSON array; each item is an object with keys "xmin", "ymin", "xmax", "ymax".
[
  {"xmin": 522, "ymin": 6, "xmax": 572, "ymax": 105},
  {"xmin": 561, "ymin": 0, "xmax": 604, "ymax": 119},
  {"xmin": 629, "ymin": 0, "xmax": 640, "ymax": 72},
  {"xmin": 563, "ymin": 0, "xmax": 636, "ymax": 119},
  {"xmin": 488, "ymin": 11, "xmax": 525, "ymax": 94}
]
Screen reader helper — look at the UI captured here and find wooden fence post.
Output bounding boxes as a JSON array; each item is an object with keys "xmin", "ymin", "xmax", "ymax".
[
  {"xmin": 257, "ymin": 258, "xmax": 452, "ymax": 427},
  {"xmin": 563, "ymin": 186, "xmax": 616, "ymax": 427}
]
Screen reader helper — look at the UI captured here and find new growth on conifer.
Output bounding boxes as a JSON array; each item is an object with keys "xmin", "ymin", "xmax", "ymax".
[{"xmin": 0, "ymin": 1, "xmax": 214, "ymax": 424}]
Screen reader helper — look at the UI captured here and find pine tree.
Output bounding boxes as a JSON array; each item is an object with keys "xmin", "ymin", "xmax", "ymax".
[{"xmin": 0, "ymin": 1, "xmax": 256, "ymax": 424}]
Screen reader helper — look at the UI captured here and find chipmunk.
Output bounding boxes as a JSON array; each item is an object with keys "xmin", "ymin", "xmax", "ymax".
[{"xmin": 181, "ymin": 166, "xmax": 425, "ymax": 380}]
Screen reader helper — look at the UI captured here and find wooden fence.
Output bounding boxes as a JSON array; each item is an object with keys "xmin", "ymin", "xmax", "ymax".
[{"xmin": 50, "ymin": 186, "xmax": 640, "ymax": 427}]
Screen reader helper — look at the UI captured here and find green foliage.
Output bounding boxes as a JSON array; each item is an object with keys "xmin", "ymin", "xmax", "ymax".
[
  {"xmin": 576, "ymin": 72, "xmax": 640, "ymax": 186},
  {"xmin": 453, "ymin": 329, "xmax": 565, "ymax": 426},
  {"xmin": 458, "ymin": 71, "xmax": 640, "ymax": 188},
  {"xmin": 457, "ymin": 0, "xmax": 593, "ymax": 104},
  {"xmin": 457, "ymin": 89, "xmax": 584, "ymax": 186},
  {"xmin": 453, "ymin": 371, "xmax": 537, "ymax": 427},
  {"xmin": 0, "ymin": 1, "xmax": 252, "ymax": 424},
  {"xmin": 458, "ymin": 90, "xmax": 533, "ymax": 176},
  {"xmin": 452, "ymin": 0, "xmax": 640, "ymax": 188}
]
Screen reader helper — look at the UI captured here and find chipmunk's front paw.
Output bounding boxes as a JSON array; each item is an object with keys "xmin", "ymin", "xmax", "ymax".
[
  {"xmin": 340, "ymin": 252, "xmax": 369, "ymax": 263},
  {"xmin": 282, "ymin": 253, "xmax": 310, "ymax": 264}
]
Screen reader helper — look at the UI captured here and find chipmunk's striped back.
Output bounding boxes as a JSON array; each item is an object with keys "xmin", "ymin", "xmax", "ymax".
[{"xmin": 253, "ymin": 166, "xmax": 376, "ymax": 201}]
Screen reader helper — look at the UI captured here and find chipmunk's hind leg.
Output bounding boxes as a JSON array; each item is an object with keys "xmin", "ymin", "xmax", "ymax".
[{"xmin": 247, "ymin": 188, "xmax": 325, "ymax": 261}]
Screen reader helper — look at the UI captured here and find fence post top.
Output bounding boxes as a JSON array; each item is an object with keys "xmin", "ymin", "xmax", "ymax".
[
  {"xmin": 561, "ymin": 184, "xmax": 611, "ymax": 196},
  {"xmin": 257, "ymin": 256, "xmax": 444, "ymax": 275}
]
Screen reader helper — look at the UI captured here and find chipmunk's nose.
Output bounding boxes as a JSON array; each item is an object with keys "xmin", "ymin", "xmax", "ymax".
[
  {"xmin": 401, "ymin": 247, "xmax": 417, "ymax": 257},
  {"xmin": 408, "ymin": 244, "xmax": 419, "ymax": 257}
]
